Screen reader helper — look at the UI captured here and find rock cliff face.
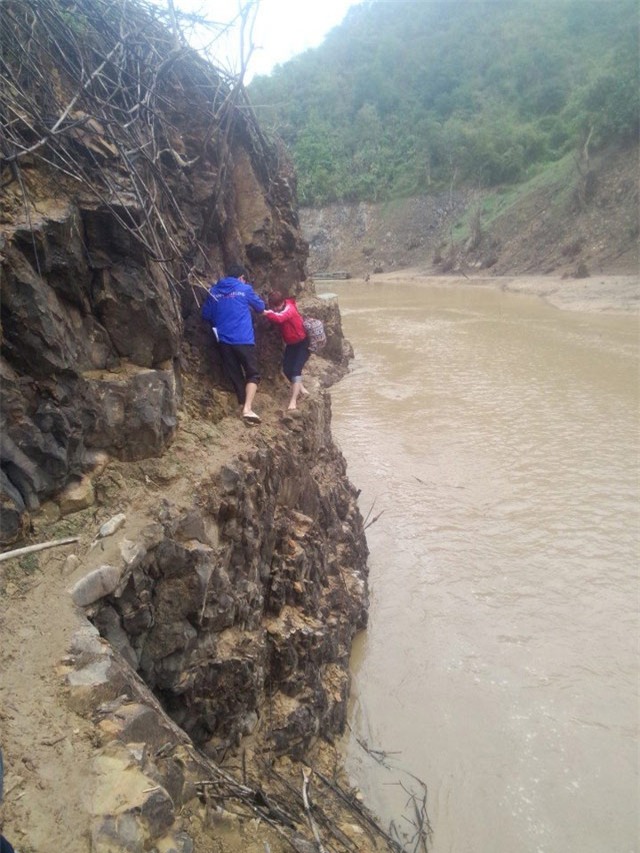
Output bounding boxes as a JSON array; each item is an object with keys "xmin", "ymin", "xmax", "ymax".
[
  {"xmin": 48, "ymin": 383, "xmax": 372, "ymax": 850},
  {"xmin": 0, "ymin": 3, "xmax": 384, "ymax": 850},
  {"xmin": 86, "ymin": 396, "xmax": 369, "ymax": 762},
  {"xmin": 0, "ymin": 0, "xmax": 308, "ymax": 545}
]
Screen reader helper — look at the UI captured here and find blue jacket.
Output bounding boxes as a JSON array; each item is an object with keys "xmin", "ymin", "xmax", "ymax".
[{"xmin": 201, "ymin": 276, "xmax": 265, "ymax": 345}]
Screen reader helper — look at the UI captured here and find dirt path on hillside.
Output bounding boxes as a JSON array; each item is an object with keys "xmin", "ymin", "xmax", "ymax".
[
  {"xmin": 0, "ymin": 376, "xmax": 304, "ymax": 852},
  {"xmin": 0, "ymin": 540, "xmax": 97, "ymax": 852}
]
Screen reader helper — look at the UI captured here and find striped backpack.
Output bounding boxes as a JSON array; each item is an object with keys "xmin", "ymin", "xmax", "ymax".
[{"xmin": 302, "ymin": 317, "xmax": 327, "ymax": 352}]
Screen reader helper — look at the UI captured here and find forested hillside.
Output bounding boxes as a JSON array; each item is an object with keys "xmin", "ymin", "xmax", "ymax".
[{"xmin": 248, "ymin": 0, "xmax": 639, "ymax": 207}]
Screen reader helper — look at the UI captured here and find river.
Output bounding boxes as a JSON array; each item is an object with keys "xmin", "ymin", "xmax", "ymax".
[{"xmin": 319, "ymin": 279, "xmax": 639, "ymax": 853}]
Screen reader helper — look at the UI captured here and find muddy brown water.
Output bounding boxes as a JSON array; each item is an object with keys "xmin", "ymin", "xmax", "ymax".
[{"xmin": 319, "ymin": 280, "xmax": 639, "ymax": 853}]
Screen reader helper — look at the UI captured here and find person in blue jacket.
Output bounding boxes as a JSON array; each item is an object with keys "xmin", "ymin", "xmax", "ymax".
[{"xmin": 201, "ymin": 263, "xmax": 265, "ymax": 423}]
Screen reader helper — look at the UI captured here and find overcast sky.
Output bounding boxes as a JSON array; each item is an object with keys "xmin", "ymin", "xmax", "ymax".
[{"xmin": 171, "ymin": 0, "xmax": 361, "ymax": 81}]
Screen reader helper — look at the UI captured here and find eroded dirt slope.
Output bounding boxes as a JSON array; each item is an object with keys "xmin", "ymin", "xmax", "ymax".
[{"xmin": 301, "ymin": 142, "xmax": 639, "ymax": 280}]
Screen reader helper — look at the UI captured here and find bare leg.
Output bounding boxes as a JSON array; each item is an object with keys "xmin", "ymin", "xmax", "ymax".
[
  {"xmin": 242, "ymin": 382, "xmax": 258, "ymax": 416},
  {"xmin": 288, "ymin": 380, "xmax": 304, "ymax": 410}
]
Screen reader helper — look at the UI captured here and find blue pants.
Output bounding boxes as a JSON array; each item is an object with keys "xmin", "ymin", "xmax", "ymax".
[{"xmin": 282, "ymin": 339, "xmax": 310, "ymax": 382}]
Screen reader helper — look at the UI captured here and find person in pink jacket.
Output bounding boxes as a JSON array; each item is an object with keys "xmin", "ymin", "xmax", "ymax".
[{"xmin": 263, "ymin": 290, "xmax": 311, "ymax": 410}]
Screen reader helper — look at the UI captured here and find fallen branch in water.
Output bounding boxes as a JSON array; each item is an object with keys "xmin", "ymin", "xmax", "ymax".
[
  {"xmin": 347, "ymin": 726, "xmax": 401, "ymax": 769},
  {"xmin": 0, "ymin": 536, "xmax": 79, "ymax": 564},
  {"xmin": 392, "ymin": 779, "xmax": 431, "ymax": 853},
  {"xmin": 349, "ymin": 729, "xmax": 433, "ymax": 853},
  {"xmin": 364, "ymin": 509, "xmax": 385, "ymax": 531},
  {"xmin": 363, "ymin": 496, "xmax": 386, "ymax": 531},
  {"xmin": 362, "ymin": 497, "xmax": 378, "ymax": 527},
  {"xmin": 414, "ymin": 475, "xmax": 465, "ymax": 490}
]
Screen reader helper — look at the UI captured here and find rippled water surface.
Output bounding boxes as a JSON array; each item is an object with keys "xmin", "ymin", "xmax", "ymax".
[{"xmin": 320, "ymin": 280, "xmax": 639, "ymax": 853}]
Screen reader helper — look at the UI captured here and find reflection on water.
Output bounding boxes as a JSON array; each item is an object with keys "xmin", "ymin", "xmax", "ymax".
[{"xmin": 322, "ymin": 280, "xmax": 639, "ymax": 853}]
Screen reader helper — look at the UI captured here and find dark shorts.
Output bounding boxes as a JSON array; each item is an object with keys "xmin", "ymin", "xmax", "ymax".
[
  {"xmin": 218, "ymin": 343, "xmax": 260, "ymax": 403},
  {"xmin": 282, "ymin": 338, "xmax": 310, "ymax": 382}
]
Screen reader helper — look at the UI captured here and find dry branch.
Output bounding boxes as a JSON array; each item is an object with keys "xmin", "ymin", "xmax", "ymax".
[
  {"xmin": 301, "ymin": 768, "xmax": 326, "ymax": 853},
  {"xmin": 0, "ymin": 0, "xmax": 281, "ymax": 292},
  {"xmin": 345, "ymin": 728, "xmax": 434, "ymax": 853},
  {"xmin": 0, "ymin": 536, "xmax": 79, "ymax": 564}
]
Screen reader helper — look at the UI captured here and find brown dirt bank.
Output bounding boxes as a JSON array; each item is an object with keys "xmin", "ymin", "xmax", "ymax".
[{"xmin": 342, "ymin": 269, "xmax": 640, "ymax": 315}]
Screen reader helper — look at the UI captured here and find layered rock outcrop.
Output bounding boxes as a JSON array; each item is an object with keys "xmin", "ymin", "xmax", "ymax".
[
  {"xmin": 51, "ymin": 386, "xmax": 373, "ymax": 849},
  {"xmin": 84, "ymin": 395, "xmax": 368, "ymax": 761}
]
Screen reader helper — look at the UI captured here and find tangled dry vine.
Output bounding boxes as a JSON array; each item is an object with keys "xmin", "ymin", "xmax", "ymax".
[{"xmin": 0, "ymin": 0, "xmax": 276, "ymax": 295}]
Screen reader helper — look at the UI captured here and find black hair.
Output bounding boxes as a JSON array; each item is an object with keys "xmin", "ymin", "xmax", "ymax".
[{"xmin": 226, "ymin": 263, "xmax": 248, "ymax": 279}]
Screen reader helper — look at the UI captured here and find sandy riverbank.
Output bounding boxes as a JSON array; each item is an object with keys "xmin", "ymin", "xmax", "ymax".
[{"xmin": 342, "ymin": 269, "xmax": 640, "ymax": 315}]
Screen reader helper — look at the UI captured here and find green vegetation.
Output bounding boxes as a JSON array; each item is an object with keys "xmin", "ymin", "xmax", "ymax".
[
  {"xmin": 443, "ymin": 151, "xmax": 575, "ymax": 241},
  {"xmin": 248, "ymin": 0, "xmax": 639, "ymax": 206}
]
